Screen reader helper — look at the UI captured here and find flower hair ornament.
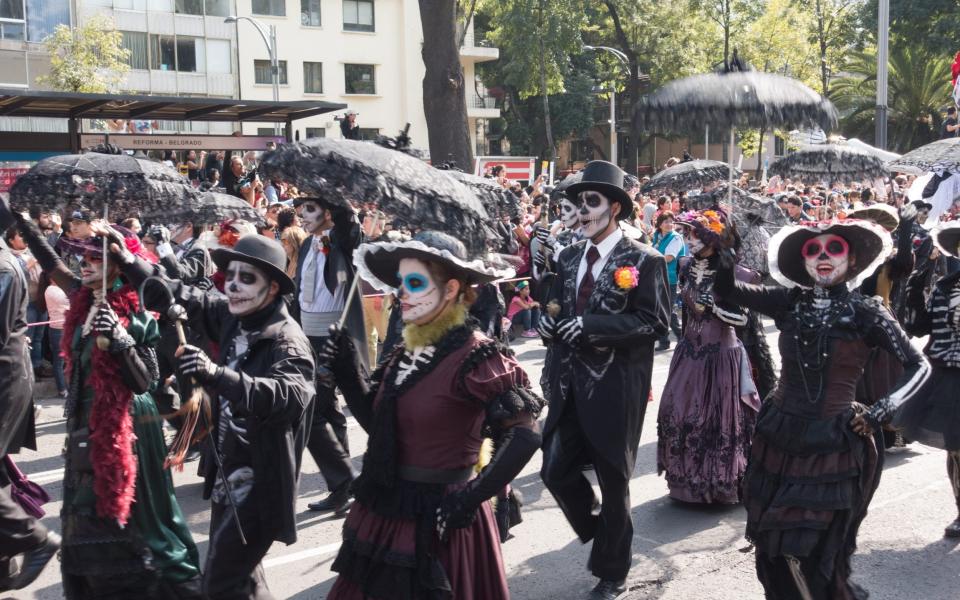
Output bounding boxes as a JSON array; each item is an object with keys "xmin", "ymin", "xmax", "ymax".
[{"xmin": 675, "ymin": 208, "xmax": 732, "ymax": 250}]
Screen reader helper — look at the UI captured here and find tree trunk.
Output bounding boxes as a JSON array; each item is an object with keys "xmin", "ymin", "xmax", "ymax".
[
  {"xmin": 419, "ymin": 0, "xmax": 473, "ymax": 170},
  {"xmin": 538, "ymin": 0, "xmax": 556, "ymax": 162},
  {"xmin": 723, "ymin": 0, "xmax": 731, "ymax": 66},
  {"xmin": 755, "ymin": 126, "xmax": 766, "ymax": 179},
  {"xmin": 816, "ymin": 0, "xmax": 829, "ymax": 95}
]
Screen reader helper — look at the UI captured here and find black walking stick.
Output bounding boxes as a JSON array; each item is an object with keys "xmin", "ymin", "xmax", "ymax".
[{"xmin": 138, "ymin": 276, "xmax": 248, "ymax": 545}]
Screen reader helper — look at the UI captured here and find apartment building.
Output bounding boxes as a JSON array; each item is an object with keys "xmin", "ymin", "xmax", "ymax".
[{"xmin": 233, "ymin": 0, "xmax": 499, "ymax": 156}]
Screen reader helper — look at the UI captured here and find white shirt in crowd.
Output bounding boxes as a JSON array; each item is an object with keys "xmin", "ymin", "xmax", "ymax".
[
  {"xmin": 298, "ymin": 231, "xmax": 346, "ymax": 314},
  {"xmin": 658, "ymin": 233, "xmax": 684, "ymax": 259},
  {"xmin": 44, "ymin": 285, "xmax": 69, "ymax": 330}
]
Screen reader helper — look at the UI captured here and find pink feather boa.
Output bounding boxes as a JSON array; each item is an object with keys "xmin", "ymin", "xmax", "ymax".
[{"xmin": 61, "ymin": 284, "xmax": 141, "ymax": 526}]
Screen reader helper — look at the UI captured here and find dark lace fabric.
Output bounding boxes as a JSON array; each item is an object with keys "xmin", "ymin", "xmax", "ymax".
[{"xmin": 716, "ymin": 275, "xmax": 927, "ymax": 599}]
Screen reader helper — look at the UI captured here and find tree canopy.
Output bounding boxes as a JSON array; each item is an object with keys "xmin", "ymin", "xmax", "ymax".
[{"xmin": 36, "ymin": 16, "xmax": 130, "ymax": 93}]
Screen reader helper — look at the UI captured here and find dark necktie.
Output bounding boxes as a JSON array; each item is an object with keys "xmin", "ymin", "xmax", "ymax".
[{"xmin": 576, "ymin": 246, "xmax": 601, "ymax": 315}]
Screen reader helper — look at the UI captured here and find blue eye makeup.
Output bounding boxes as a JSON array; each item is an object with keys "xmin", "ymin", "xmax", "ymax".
[{"xmin": 401, "ymin": 272, "xmax": 429, "ymax": 293}]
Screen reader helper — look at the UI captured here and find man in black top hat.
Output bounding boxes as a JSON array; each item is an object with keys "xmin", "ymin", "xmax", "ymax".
[
  {"xmin": 292, "ymin": 196, "xmax": 368, "ymax": 516},
  {"xmin": 538, "ymin": 160, "xmax": 670, "ymax": 600},
  {"xmin": 112, "ymin": 234, "xmax": 316, "ymax": 600}
]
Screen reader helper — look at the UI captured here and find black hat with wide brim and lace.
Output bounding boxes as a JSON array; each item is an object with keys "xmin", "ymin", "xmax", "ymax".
[
  {"xmin": 767, "ymin": 219, "xmax": 893, "ymax": 290},
  {"xmin": 933, "ymin": 221, "xmax": 960, "ymax": 258},
  {"xmin": 354, "ymin": 231, "xmax": 508, "ymax": 294}
]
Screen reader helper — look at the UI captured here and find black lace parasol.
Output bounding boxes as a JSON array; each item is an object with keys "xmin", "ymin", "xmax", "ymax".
[
  {"xmin": 9, "ymin": 145, "xmax": 197, "ymax": 217},
  {"xmin": 142, "ymin": 191, "xmax": 265, "ymax": 226},
  {"xmin": 887, "ymin": 137, "xmax": 960, "ymax": 174},
  {"xmin": 642, "ymin": 160, "xmax": 742, "ymax": 193},
  {"xmin": 769, "ymin": 144, "xmax": 888, "ymax": 184},
  {"xmin": 258, "ymin": 138, "xmax": 494, "ymax": 255}
]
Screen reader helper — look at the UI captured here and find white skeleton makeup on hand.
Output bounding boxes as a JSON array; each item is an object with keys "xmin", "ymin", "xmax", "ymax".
[
  {"xmin": 397, "ymin": 258, "xmax": 448, "ymax": 324},
  {"xmin": 578, "ymin": 191, "xmax": 616, "ymax": 241},
  {"xmin": 225, "ymin": 261, "xmax": 278, "ymax": 316},
  {"xmin": 560, "ymin": 198, "xmax": 580, "ymax": 230},
  {"xmin": 803, "ymin": 234, "xmax": 852, "ymax": 288},
  {"xmin": 298, "ymin": 200, "xmax": 330, "ymax": 235}
]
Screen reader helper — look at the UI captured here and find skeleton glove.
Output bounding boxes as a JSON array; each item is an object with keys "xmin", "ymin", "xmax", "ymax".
[
  {"xmin": 536, "ymin": 314, "xmax": 557, "ymax": 341},
  {"xmin": 556, "ymin": 317, "xmax": 583, "ymax": 346},
  {"xmin": 93, "ymin": 304, "xmax": 135, "ymax": 351},
  {"xmin": 179, "ymin": 344, "xmax": 223, "ymax": 384}
]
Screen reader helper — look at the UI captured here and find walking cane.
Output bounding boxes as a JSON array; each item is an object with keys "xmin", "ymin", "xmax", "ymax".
[{"xmin": 138, "ymin": 276, "xmax": 248, "ymax": 545}]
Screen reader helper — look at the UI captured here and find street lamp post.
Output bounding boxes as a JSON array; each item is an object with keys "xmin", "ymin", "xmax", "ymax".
[
  {"xmin": 584, "ymin": 45, "xmax": 629, "ymax": 168},
  {"xmin": 225, "ymin": 15, "xmax": 280, "ymax": 136},
  {"xmin": 875, "ymin": 0, "xmax": 889, "ymax": 150}
]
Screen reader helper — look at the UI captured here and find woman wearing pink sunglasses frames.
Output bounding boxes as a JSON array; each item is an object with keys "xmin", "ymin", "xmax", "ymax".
[{"xmin": 713, "ymin": 219, "xmax": 930, "ymax": 600}]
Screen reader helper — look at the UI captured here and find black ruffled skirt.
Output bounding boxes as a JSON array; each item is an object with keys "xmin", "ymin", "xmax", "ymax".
[
  {"xmin": 893, "ymin": 365, "xmax": 960, "ymax": 451},
  {"xmin": 744, "ymin": 400, "xmax": 880, "ymax": 599}
]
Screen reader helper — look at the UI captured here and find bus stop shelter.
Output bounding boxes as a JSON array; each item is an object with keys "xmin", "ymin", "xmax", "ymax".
[{"xmin": 0, "ymin": 88, "xmax": 346, "ymax": 157}]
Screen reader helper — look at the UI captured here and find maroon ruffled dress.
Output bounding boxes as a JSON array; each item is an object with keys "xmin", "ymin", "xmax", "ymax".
[{"xmin": 328, "ymin": 327, "xmax": 538, "ymax": 600}]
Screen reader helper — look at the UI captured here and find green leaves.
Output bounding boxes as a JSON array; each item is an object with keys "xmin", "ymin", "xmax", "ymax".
[{"xmin": 36, "ymin": 15, "xmax": 131, "ymax": 93}]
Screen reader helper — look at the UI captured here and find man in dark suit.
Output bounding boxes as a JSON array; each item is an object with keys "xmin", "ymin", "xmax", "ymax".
[
  {"xmin": 538, "ymin": 161, "xmax": 670, "ymax": 600},
  {"xmin": 292, "ymin": 197, "xmax": 368, "ymax": 516}
]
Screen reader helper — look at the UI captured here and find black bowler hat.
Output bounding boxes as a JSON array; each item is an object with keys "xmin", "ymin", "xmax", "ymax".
[
  {"xmin": 211, "ymin": 234, "xmax": 295, "ymax": 295},
  {"xmin": 565, "ymin": 160, "xmax": 635, "ymax": 220}
]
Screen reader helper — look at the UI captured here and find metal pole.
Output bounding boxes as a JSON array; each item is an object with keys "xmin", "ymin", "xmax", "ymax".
[
  {"xmin": 875, "ymin": 0, "xmax": 889, "ymax": 150},
  {"xmin": 705, "ymin": 125, "xmax": 709, "ymax": 161},
  {"xmin": 270, "ymin": 25, "xmax": 280, "ymax": 137},
  {"xmin": 610, "ymin": 90, "xmax": 617, "ymax": 167}
]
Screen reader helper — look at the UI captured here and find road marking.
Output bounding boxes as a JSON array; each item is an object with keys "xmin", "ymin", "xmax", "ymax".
[
  {"xmin": 263, "ymin": 542, "xmax": 342, "ymax": 568},
  {"xmin": 31, "ymin": 467, "xmax": 64, "ymax": 484}
]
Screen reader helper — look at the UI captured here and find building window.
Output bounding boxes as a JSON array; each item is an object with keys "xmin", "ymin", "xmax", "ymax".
[
  {"xmin": 569, "ymin": 140, "xmax": 593, "ymax": 163},
  {"xmin": 356, "ymin": 128, "xmax": 380, "ymax": 141},
  {"xmin": 173, "ymin": 0, "xmax": 228, "ymax": 15},
  {"xmin": 303, "ymin": 62, "xmax": 323, "ymax": 93},
  {"xmin": 206, "ymin": 39, "xmax": 231, "ymax": 74},
  {"xmin": 306, "ymin": 127, "xmax": 326, "ymax": 138},
  {"xmin": 343, "ymin": 0, "xmax": 374, "ymax": 32},
  {"xmin": 255, "ymin": 59, "xmax": 288, "ymax": 84},
  {"xmin": 150, "ymin": 34, "xmax": 176, "ymax": 71},
  {"xmin": 0, "ymin": 0, "xmax": 24, "ymax": 40},
  {"xmin": 257, "ymin": 127, "xmax": 276, "ymax": 136},
  {"xmin": 26, "ymin": 0, "xmax": 70, "ymax": 42},
  {"xmin": 175, "ymin": 36, "xmax": 201, "ymax": 72},
  {"xmin": 774, "ymin": 135, "xmax": 786, "ymax": 157},
  {"xmin": 344, "ymin": 64, "xmax": 375, "ymax": 94},
  {"xmin": 121, "ymin": 31, "xmax": 149, "ymax": 70},
  {"xmin": 301, "ymin": 0, "xmax": 320, "ymax": 26},
  {"xmin": 252, "ymin": 0, "xmax": 285, "ymax": 16},
  {"xmin": 174, "ymin": 0, "xmax": 203, "ymax": 14}
]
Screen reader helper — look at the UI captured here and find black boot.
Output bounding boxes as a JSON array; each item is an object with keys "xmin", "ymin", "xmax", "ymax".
[{"xmin": 588, "ymin": 579, "xmax": 626, "ymax": 600}]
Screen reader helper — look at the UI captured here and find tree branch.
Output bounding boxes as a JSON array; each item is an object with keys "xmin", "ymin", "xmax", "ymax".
[{"xmin": 458, "ymin": 0, "xmax": 480, "ymax": 48}]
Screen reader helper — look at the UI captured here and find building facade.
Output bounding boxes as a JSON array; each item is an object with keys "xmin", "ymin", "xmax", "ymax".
[{"xmin": 233, "ymin": 0, "xmax": 499, "ymax": 156}]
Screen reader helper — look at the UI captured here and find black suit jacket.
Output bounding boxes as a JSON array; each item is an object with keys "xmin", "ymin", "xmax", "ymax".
[{"xmin": 541, "ymin": 235, "xmax": 670, "ymax": 477}]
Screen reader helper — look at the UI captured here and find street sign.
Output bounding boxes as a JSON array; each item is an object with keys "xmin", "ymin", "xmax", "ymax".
[
  {"xmin": 79, "ymin": 134, "xmax": 285, "ymax": 151},
  {"xmin": 474, "ymin": 156, "xmax": 536, "ymax": 182},
  {"xmin": 0, "ymin": 167, "xmax": 28, "ymax": 193}
]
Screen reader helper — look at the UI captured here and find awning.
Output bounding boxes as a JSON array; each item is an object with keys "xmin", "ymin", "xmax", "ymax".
[{"xmin": 0, "ymin": 88, "xmax": 346, "ymax": 123}]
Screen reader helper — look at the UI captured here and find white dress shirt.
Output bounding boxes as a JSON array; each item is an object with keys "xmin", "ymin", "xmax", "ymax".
[
  {"xmin": 299, "ymin": 232, "xmax": 346, "ymax": 314},
  {"xmin": 575, "ymin": 228, "xmax": 623, "ymax": 289}
]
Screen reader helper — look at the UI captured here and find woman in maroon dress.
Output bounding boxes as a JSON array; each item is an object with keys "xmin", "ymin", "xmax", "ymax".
[{"xmin": 321, "ymin": 231, "xmax": 544, "ymax": 600}]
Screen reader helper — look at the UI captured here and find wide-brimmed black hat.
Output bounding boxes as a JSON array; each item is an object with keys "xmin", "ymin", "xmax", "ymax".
[
  {"xmin": 211, "ymin": 234, "xmax": 295, "ymax": 295},
  {"xmin": 354, "ymin": 230, "xmax": 504, "ymax": 293},
  {"xmin": 933, "ymin": 221, "xmax": 960, "ymax": 258},
  {"xmin": 768, "ymin": 219, "xmax": 892, "ymax": 289},
  {"xmin": 565, "ymin": 160, "xmax": 635, "ymax": 221}
]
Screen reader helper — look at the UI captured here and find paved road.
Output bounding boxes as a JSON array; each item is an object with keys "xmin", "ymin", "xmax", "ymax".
[{"xmin": 16, "ymin": 328, "xmax": 960, "ymax": 599}]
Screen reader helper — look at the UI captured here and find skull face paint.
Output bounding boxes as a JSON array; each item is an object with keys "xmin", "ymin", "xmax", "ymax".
[
  {"xmin": 80, "ymin": 254, "xmax": 105, "ymax": 288},
  {"xmin": 578, "ymin": 192, "xmax": 613, "ymax": 241},
  {"xmin": 298, "ymin": 201, "xmax": 328, "ymax": 235},
  {"xmin": 397, "ymin": 258, "xmax": 444, "ymax": 324},
  {"xmin": 225, "ymin": 261, "xmax": 274, "ymax": 316},
  {"xmin": 685, "ymin": 231, "xmax": 706, "ymax": 257},
  {"xmin": 560, "ymin": 198, "xmax": 579, "ymax": 229},
  {"xmin": 802, "ymin": 234, "xmax": 851, "ymax": 287}
]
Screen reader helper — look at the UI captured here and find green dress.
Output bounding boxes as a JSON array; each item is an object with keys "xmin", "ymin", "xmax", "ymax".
[{"xmin": 60, "ymin": 311, "xmax": 200, "ymax": 597}]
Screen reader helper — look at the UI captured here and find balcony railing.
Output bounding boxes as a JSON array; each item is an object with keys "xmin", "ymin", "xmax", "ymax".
[{"xmin": 472, "ymin": 95, "xmax": 499, "ymax": 109}]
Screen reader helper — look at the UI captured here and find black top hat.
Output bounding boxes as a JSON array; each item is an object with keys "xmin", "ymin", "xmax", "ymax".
[
  {"xmin": 354, "ymin": 230, "xmax": 503, "ymax": 293},
  {"xmin": 211, "ymin": 234, "xmax": 295, "ymax": 295},
  {"xmin": 565, "ymin": 160, "xmax": 635, "ymax": 220}
]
